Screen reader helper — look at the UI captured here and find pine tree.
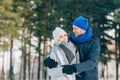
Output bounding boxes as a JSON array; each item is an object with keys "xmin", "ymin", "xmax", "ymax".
[{"xmin": 0, "ymin": 0, "xmax": 22, "ymax": 80}]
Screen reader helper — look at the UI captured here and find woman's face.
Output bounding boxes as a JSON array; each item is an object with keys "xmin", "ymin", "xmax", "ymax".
[{"xmin": 58, "ymin": 33, "xmax": 68, "ymax": 43}]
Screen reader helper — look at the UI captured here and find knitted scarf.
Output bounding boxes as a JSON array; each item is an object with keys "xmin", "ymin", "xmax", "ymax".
[{"xmin": 71, "ymin": 26, "xmax": 93, "ymax": 43}]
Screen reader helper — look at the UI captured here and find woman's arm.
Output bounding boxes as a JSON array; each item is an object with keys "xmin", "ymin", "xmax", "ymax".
[{"xmin": 48, "ymin": 66, "xmax": 65, "ymax": 77}]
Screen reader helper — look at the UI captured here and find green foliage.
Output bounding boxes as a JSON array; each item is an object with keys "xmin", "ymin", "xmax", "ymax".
[
  {"xmin": 0, "ymin": 0, "xmax": 22, "ymax": 51},
  {"xmin": 0, "ymin": 41, "xmax": 10, "ymax": 51}
]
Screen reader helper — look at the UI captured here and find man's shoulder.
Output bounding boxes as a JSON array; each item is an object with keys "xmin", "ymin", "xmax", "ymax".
[
  {"xmin": 92, "ymin": 35, "xmax": 100, "ymax": 39},
  {"xmin": 91, "ymin": 35, "xmax": 100, "ymax": 42},
  {"xmin": 87, "ymin": 35, "xmax": 100, "ymax": 47}
]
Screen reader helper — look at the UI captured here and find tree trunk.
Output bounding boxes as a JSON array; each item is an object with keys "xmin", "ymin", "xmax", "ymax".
[
  {"xmin": 32, "ymin": 56, "xmax": 37, "ymax": 80},
  {"xmin": 19, "ymin": 55, "xmax": 24, "ymax": 80},
  {"xmin": 23, "ymin": 37, "xmax": 27, "ymax": 80},
  {"xmin": 75, "ymin": 0, "xmax": 78, "ymax": 17},
  {"xmin": 37, "ymin": 37, "xmax": 41, "ymax": 80},
  {"xmin": 115, "ymin": 27, "xmax": 118, "ymax": 80},
  {"xmin": 10, "ymin": 38, "xmax": 13, "ymax": 80},
  {"xmin": 118, "ymin": 25, "xmax": 120, "ymax": 80},
  {"xmin": 106, "ymin": 64, "xmax": 108, "ymax": 80},
  {"xmin": 2, "ymin": 52, "xmax": 5, "ymax": 80},
  {"xmin": 28, "ymin": 30, "xmax": 32, "ymax": 80},
  {"xmin": 22, "ymin": 29, "xmax": 27, "ymax": 80}
]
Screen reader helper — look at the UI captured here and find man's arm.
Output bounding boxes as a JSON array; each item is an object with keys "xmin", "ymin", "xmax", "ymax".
[
  {"xmin": 62, "ymin": 38, "xmax": 100, "ymax": 74},
  {"xmin": 74, "ymin": 38, "xmax": 100, "ymax": 73}
]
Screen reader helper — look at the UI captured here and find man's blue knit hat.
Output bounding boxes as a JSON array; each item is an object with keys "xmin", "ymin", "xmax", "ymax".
[{"xmin": 73, "ymin": 16, "xmax": 89, "ymax": 30}]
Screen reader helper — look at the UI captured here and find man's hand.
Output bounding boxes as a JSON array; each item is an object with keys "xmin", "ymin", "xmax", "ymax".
[
  {"xmin": 62, "ymin": 65, "xmax": 77, "ymax": 74},
  {"xmin": 44, "ymin": 57, "xmax": 58, "ymax": 69}
]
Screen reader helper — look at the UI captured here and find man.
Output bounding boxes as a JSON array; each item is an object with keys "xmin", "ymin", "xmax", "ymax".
[{"xmin": 44, "ymin": 16, "xmax": 101, "ymax": 80}]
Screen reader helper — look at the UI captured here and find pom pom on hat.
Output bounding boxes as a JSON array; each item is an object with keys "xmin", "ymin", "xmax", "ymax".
[
  {"xmin": 73, "ymin": 16, "xmax": 89, "ymax": 30},
  {"xmin": 52, "ymin": 27, "xmax": 67, "ymax": 42}
]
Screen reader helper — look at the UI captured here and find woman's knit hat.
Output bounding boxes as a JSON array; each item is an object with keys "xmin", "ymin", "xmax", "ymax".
[
  {"xmin": 73, "ymin": 16, "xmax": 89, "ymax": 30},
  {"xmin": 52, "ymin": 27, "xmax": 67, "ymax": 42}
]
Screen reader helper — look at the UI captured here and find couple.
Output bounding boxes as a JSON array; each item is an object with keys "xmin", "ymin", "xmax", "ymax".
[{"xmin": 44, "ymin": 16, "xmax": 101, "ymax": 80}]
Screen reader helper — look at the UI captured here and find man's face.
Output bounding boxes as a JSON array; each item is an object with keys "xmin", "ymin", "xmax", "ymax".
[
  {"xmin": 73, "ymin": 26, "xmax": 86, "ymax": 37},
  {"xmin": 58, "ymin": 33, "xmax": 68, "ymax": 43}
]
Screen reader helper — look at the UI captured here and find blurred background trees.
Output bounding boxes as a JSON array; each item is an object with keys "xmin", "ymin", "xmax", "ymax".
[{"xmin": 0, "ymin": 0, "xmax": 120, "ymax": 80}]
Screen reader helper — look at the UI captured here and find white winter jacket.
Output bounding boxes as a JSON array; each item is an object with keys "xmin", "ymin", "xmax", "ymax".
[{"xmin": 48, "ymin": 41, "xmax": 79, "ymax": 80}]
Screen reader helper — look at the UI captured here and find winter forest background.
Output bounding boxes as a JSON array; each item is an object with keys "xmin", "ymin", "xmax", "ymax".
[{"xmin": 0, "ymin": 0, "xmax": 120, "ymax": 80}]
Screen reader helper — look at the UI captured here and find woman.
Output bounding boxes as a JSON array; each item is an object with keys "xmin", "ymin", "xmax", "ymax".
[{"xmin": 46, "ymin": 27, "xmax": 80, "ymax": 80}]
